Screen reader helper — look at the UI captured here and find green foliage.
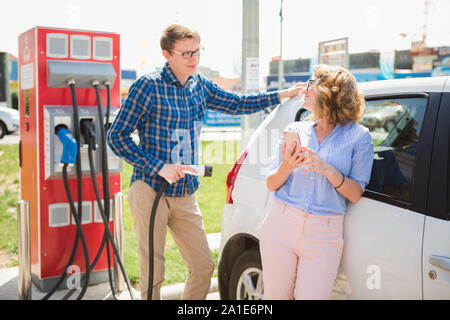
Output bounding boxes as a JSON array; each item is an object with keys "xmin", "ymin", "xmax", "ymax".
[{"xmin": 0, "ymin": 145, "xmax": 20, "ymax": 265}]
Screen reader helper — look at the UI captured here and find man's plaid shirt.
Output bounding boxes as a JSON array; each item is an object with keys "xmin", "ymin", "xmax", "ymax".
[{"xmin": 107, "ymin": 63, "xmax": 280, "ymax": 197}]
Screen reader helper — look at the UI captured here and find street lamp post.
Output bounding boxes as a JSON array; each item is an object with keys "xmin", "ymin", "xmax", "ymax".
[
  {"xmin": 241, "ymin": 0, "xmax": 260, "ymax": 149},
  {"xmin": 278, "ymin": 0, "xmax": 284, "ymax": 90}
]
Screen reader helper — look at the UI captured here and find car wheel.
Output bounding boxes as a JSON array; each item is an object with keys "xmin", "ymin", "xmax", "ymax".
[
  {"xmin": 229, "ymin": 249, "xmax": 264, "ymax": 300},
  {"xmin": 0, "ymin": 121, "xmax": 6, "ymax": 139}
]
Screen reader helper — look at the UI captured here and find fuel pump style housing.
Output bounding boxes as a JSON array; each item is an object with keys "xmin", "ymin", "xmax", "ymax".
[{"xmin": 18, "ymin": 27, "xmax": 122, "ymax": 291}]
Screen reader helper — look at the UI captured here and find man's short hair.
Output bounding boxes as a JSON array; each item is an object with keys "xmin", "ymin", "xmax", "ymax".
[{"xmin": 160, "ymin": 24, "xmax": 201, "ymax": 52}]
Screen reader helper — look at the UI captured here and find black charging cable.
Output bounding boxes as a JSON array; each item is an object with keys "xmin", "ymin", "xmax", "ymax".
[
  {"xmin": 94, "ymin": 81, "xmax": 115, "ymax": 299},
  {"xmin": 42, "ymin": 125, "xmax": 81, "ymax": 300},
  {"xmin": 42, "ymin": 83, "xmax": 91, "ymax": 300},
  {"xmin": 147, "ymin": 179, "xmax": 170, "ymax": 300},
  {"xmin": 61, "ymin": 163, "xmax": 91, "ymax": 300},
  {"xmin": 62, "ymin": 120, "xmax": 115, "ymax": 300},
  {"xmin": 92, "ymin": 81, "xmax": 135, "ymax": 300},
  {"xmin": 68, "ymin": 81, "xmax": 91, "ymax": 300}
]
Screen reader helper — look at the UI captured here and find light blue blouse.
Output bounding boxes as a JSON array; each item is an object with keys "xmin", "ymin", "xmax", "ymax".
[{"xmin": 268, "ymin": 120, "xmax": 374, "ymax": 216}]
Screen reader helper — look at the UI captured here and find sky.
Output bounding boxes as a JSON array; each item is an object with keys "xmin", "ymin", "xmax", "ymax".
[{"xmin": 1, "ymin": 0, "xmax": 449, "ymax": 80}]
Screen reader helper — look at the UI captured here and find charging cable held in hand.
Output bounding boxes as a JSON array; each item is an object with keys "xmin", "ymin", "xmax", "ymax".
[{"xmin": 147, "ymin": 164, "xmax": 213, "ymax": 300}]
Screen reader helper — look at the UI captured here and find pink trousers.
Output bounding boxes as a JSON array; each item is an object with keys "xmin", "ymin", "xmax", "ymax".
[{"xmin": 260, "ymin": 198, "xmax": 344, "ymax": 300}]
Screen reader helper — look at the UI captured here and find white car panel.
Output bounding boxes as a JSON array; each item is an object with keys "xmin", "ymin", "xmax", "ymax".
[
  {"xmin": 422, "ymin": 216, "xmax": 450, "ymax": 299},
  {"xmin": 335, "ymin": 198, "xmax": 424, "ymax": 299},
  {"xmin": 219, "ymin": 204, "xmax": 262, "ymax": 257},
  {"xmin": 232, "ymin": 175, "xmax": 269, "ymax": 210}
]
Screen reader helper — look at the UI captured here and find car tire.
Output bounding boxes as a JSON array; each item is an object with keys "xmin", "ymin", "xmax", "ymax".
[
  {"xmin": 229, "ymin": 249, "xmax": 264, "ymax": 300},
  {"xmin": 0, "ymin": 121, "xmax": 6, "ymax": 139}
]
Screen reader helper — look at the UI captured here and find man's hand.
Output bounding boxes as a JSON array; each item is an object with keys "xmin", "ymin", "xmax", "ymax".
[
  {"xmin": 158, "ymin": 163, "xmax": 190, "ymax": 184},
  {"xmin": 278, "ymin": 82, "xmax": 306, "ymax": 100}
]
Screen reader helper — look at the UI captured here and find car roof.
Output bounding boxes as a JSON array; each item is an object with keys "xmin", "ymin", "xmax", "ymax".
[{"xmin": 359, "ymin": 76, "xmax": 450, "ymax": 96}]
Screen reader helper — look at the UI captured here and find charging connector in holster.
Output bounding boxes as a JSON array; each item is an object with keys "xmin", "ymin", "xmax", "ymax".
[
  {"xmin": 55, "ymin": 124, "xmax": 78, "ymax": 165},
  {"xmin": 80, "ymin": 119, "xmax": 96, "ymax": 150}
]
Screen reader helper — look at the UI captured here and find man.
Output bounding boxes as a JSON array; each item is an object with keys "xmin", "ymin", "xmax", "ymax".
[{"xmin": 107, "ymin": 24, "xmax": 303, "ymax": 300}]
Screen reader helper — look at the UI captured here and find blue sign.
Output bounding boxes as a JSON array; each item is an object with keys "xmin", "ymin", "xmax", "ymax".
[
  {"xmin": 432, "ymin": 57, "xmax": 450, "ymax": 76},
  {"xmin": 394, "ymin": 71, "xmax": 431, "ymax": 79},
  {"xmin": 10, "ymin": 60, "xmax": 18, "ymax": 81},
  {"xmin": 309, "ymin": 55, "xmax": 318, "ymax": 77},
  {"xmin": 203, "ymin": 110, "xmax": 241, "ymax": 127},
  {"xmin": 379, "ymin": 51, "xmax": 395, "ymax": 80},
  {"xmin": 121, "ymin": 69, "xmax": 137, "ymax": 80}
]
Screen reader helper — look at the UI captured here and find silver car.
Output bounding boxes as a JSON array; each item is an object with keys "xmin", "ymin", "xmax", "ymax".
[{"xmin": 0, "ymin": 106, "xmax": 19, "ymax": 139}]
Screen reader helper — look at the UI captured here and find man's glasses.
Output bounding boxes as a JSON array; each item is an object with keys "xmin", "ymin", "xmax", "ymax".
[
  {"xmin": 170, "ymin": 46, "xmax": 204, "ymax": 60},
  {"xmin": 306, "ymin": 79, "xmax": 316, "ymax": 91}
]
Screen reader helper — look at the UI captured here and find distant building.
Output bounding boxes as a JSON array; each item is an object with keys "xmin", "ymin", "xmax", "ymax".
[
  {"xmin": 267, "ymin": 47, "xmax": 450, "ymax": 91},
  {"xmin": 0, "ymin": 52, "xmax": 18, "ymax": 109}
]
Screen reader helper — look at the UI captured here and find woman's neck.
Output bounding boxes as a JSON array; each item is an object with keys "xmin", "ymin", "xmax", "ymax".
[{"xmin": 315, "ymin": 118, "xmax": 335, "ymax": 133}]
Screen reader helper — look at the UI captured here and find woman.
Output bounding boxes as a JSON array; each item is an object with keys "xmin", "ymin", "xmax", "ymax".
[{"xmin": 260, "ymin": 64, "xmax": 374, "ymax": 300}]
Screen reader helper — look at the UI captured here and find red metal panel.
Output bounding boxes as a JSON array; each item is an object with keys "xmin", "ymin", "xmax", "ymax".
[
  {"xmin": 18, "ymin": 27, "xmax": 40, "ymax": 278},
  {"xmin": 20, "ymin": 26, "xmax": 122, "ymax": 281}
]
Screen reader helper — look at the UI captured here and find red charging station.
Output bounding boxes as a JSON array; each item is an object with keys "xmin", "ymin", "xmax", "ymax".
[{"xmin": 18, "ymin": 26, "xmax": 122, "ymax": 291}]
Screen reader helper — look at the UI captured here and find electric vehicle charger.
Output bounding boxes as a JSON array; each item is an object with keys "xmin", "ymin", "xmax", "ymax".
[
  {"xmin": 42, "ymin": 83, "xmax": 92, "ymax": 300},
  {"xmin": 17, "ymin": 28, "xmax": 123, "ymax": 300},
  {"xmin": 147, "ymin": 165, "xmax": 213, "ymax": 300}
]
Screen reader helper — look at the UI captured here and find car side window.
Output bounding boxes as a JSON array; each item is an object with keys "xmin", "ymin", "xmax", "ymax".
[{"xmin": 360, "ymin": 97, "xmax": 427, "ymax": 205}]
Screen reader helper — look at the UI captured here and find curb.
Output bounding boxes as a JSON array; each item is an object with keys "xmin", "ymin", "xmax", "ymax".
[{"xmin": 161, "ymin": 277, "xmax": 218, "ymax": 300}]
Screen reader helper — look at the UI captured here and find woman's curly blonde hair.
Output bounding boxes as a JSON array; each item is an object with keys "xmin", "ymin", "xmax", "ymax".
[{"xmin": 311, "ymin": 64, "xmax": 365, "ymax": 125}]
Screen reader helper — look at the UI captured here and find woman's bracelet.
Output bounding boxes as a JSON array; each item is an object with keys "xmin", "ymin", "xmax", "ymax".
[{"xmin": 335, "ymin": 172, "xmax": 345, "ymax": 189}]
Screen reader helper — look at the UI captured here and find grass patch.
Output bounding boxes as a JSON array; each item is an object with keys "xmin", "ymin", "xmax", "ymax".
[{"xmin": 0, "ymin": 144, "xmax": 20, "ymax": 267}]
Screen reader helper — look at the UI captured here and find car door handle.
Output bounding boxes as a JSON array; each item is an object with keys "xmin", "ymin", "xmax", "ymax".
[{"xmin": 429, "ymin": 255, "xmax": 450, "ymax": 272}]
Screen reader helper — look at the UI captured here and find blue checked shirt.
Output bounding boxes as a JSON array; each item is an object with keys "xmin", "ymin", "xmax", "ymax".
[{"xmin": 107, "ymin": 63, "xmax": 280, "ymax": 197}]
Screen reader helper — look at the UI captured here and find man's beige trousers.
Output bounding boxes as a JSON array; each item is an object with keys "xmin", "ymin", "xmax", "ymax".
[{"xmin": 128, "ymin": 180, "xmax": 215, "ymax": 300}]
